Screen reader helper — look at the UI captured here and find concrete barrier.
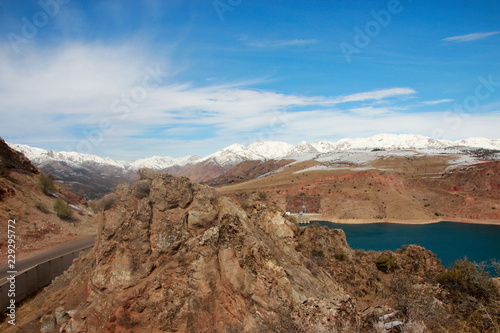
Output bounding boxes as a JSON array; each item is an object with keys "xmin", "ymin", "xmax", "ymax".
[{"xmin": 1, "ymin": 247, "xmax": 91, "ymax": 314}]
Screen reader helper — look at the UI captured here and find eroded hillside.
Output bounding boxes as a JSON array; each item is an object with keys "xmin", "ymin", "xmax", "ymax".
[
  {"xmin": 219, "ymin": 154, "xmax": 500, "ymax": 223},
  {"xmin": 0, "ymin": 138, "xmax": 96, "ymax": 259}
]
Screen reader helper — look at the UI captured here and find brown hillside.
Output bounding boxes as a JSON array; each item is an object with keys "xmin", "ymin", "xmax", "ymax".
[
  {"xmin": 0, "ymin": 138, "xmax": 96, "ymax": 260},
  {"xmin": 219, "ymin": 155, "xmax": 500, "ymax": 223}
]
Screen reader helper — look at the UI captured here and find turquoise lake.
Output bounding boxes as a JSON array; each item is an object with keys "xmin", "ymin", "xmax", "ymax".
[{"xmin": 309, "ymin": 221, "xmax": 500, "ymax": 270}]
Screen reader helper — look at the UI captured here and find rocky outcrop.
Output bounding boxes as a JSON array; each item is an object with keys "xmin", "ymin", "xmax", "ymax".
[
  {"xmin": 0, "ymin": 137, "xmax": 38, "ymax": 174},
  {"xmin": 29, "ymin": 170, "xmax": 358, "ymax": 332}
]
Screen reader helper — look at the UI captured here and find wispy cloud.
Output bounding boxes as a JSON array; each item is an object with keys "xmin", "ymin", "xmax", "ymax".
[
  {"xmin": 442, "ymin": 31, "xmax": 500, "ymax": 43},
  {"xmin": 334, "ymin": 88, "xmax": 416, "ymax": 104},
  {"xmin": 243, "ymin": 39, "xmax": 318, "ymax": 48},
  {"xmin": 421, "ymin": 99, "xmax": 454, "ymax": 105}
]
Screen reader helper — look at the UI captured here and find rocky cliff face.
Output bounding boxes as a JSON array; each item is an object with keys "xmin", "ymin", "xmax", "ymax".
[
  {"xmin": 6, "ymin": 171, "xmax": 499, "ymax": 333},
  {"xmin": 0, "ymin": 138, "xmax": 38, "ymax": 175},
  {"xmin": 56, "ymin": 170, "xmax": 359, "ymax": 332}
]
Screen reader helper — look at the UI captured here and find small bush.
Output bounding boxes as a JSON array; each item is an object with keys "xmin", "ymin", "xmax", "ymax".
[
  {"xmin": 88, "ymin": 201, "xmax": 99, "ymax": 213},
  {"xmin": 132, "ymin": 180, "xmax": 151, "ymax": 199},
  {"xmin": 436, "ymin": 258, "xmax": 497, "ymax": 301},
  {"xmin": 39, "ymin": 173, "xmax": 56, "ymax": 193},
  {"xmin": 100, "ymin": 193, "xmax": 117, "ymax": 211},
  {"xmin": 257, "ymin": 192, "xmax": 267, "ymax": 201},
  {"xmin": 334, "ymin": 252, "xmax": 347, "ymax": 261},
  {"xmin": 53, "ymin": 198, "xmax": 73, "ymax": 220},
  {"xmin": 312, "ymin": 249, "xmax": 325, "ymax": 258},
  {"xmin": 35, "ymin": 202, "xmax": 50, "ymax": 214},
  {"xmin": 376, "ymin": 255, "xmax": 396, "ymax": 272}
]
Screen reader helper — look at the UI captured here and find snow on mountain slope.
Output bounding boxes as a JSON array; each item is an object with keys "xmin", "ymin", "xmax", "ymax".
[
  {"xmin": 288, "ymin": 141, "xmax": 319, "ymax": 155},
  {"xmin": 198, "ymin": 144, "xmax": 262, "ymax": 167},
  {"xmin": 10, "ymin": 143, "xmax": 127, "ymax": 168},
  {"xmin": 128, "ymin": 155, "xmax": 201, "ymax": 170},
  {"xmin": 454, "ymin": 137, "xmax": 500, "ymax": 150},
  {"xmin": 9, "ymin": 143, "xmax": 199, "ymax": 171},
  {"xmin": 323, "ymin": 134, "xmax": 449, "ymax": 150},
  {"xmin": 247, "ymin": 141, "xmax": 294, "ymax": 159},
  {"xmin": 199, "ymin": 142, "xmax": 295, "ymax": 167},
  {"xmin": 9, "ymin": 134, "xmax": 500, "ymax": 173},
  {"xmin": 311, "ymin": 140, "xmax": 338, "ymax": 153}
]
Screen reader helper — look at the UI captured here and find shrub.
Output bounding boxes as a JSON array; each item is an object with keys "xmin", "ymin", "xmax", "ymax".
[
  {"xmin": 334, "ymin": 252, "xmax": 347, "ymax": 261},
  {"xmin": 88, "ymin": 201, "xmax": 99, "ymax": 213},
  {"xmin": 53, "ymin": 198, "xmax": 73, "ymax": 220},
  {"xmin": 132, "ymin": 180, "xmax": 151, "ymax": 199},
  {"xmin": 376, "ymin": 255, "xmax": 396, "ymax": 272},
  {"xmin": 436, "ymin": 258, "xmax": 497, "ymax": 301},
  {"xmin": 257, "ymin": 192, "xmax": 267, "ymax": 201},
  {"xmin": 312, "ymin": 249, "xmax": 325, "ymax": 258},
  {"xmin": 100, "ymin": 193, "xmax": 117, "ymax": 211},
  {"xmin": 39, "ymin": 173, "xmax": 56, "ymax": 193},
  {"xmin": 35, "ymin": 202, "xmax": 50, "ymax": 214}
]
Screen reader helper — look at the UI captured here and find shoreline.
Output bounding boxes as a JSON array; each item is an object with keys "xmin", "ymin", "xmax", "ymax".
[{"xmin": 302, "ymin": 215, "xmax": 500, "ymax": 226}]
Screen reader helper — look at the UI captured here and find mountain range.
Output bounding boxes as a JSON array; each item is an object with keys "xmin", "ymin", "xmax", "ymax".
[
  {"xmin": 10, "ymin": 134, "xmax": 500, "ymax": 170},
  {"xmin": 8, "ymin": 134, "xmax": 500, "ymax": 199}
]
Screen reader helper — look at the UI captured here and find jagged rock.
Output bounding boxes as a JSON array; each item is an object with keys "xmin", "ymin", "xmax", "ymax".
[{"xmin": 39, "ymin": 314, "xmax": 56, "ymax": 333}]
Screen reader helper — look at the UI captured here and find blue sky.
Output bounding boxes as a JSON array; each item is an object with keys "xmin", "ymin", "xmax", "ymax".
[{"xmin": 0, "ymin": 0, "xmax": 499, "ymax": 159}]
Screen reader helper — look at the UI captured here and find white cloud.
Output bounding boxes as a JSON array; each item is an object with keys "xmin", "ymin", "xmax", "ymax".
[
  {"xmin": 334, "ymin": 88, "xmax": 416, "ymax": 104},
  {"xmin": 421, "ymin": 99, "xmax": 454, "ymax": 105},
  {"xmin": 442, "ymin": 31, "xmax": 500, "ymax": 43}
]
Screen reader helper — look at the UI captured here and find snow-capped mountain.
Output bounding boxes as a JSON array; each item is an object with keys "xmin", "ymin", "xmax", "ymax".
[
  {"xmin": 454, "ymin": 137, "xmax": 500, "ymax": 150},
  {"xmin": 289, "ymin": 141, "xmax": 319, "ymax": 155},
  {"xmin": 199, "ymin": 144, "xmax": 263, "ymax": 167},
  {"xmin": 199, "ymin": 141, "xmax": 295, "ymax": 167},
  {"xmin": 311, "ymin": 140, "xmax": 339, "ymax": 153},
  {"xmin": 10, "ymin": 143, "xmax": 200, "ymax": 171},
  {"xmin": 8, "ymin": 134, "xmax": 499, "ymax": 199},
  {"xmin": 328, "ymin": 134, "xmax": 449, "ymax": 151},
  {"xmin": 9, "ymin": 133, "xmax": 500, "ymax": 173},
  {"xmin": 247, "ymin": 141, "xmax": 295, "ymax": 159},
  {"xmin": 127, "ymin": 155, "xmax": 201, "ymax": 171},
  {"xmin": 9, "ymin": 143, "xmax": 127, "ymax": 168}
]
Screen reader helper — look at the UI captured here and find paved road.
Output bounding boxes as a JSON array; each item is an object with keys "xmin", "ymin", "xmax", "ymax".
[{"xmin": 0, "ymin": 235, "xmax": 95, "ymax": 282}]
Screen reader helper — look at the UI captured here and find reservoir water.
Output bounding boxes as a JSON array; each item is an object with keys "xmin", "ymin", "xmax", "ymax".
[{"xmin": 309, "ymin": 221, "xmax": 500, "ymax": 270}]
